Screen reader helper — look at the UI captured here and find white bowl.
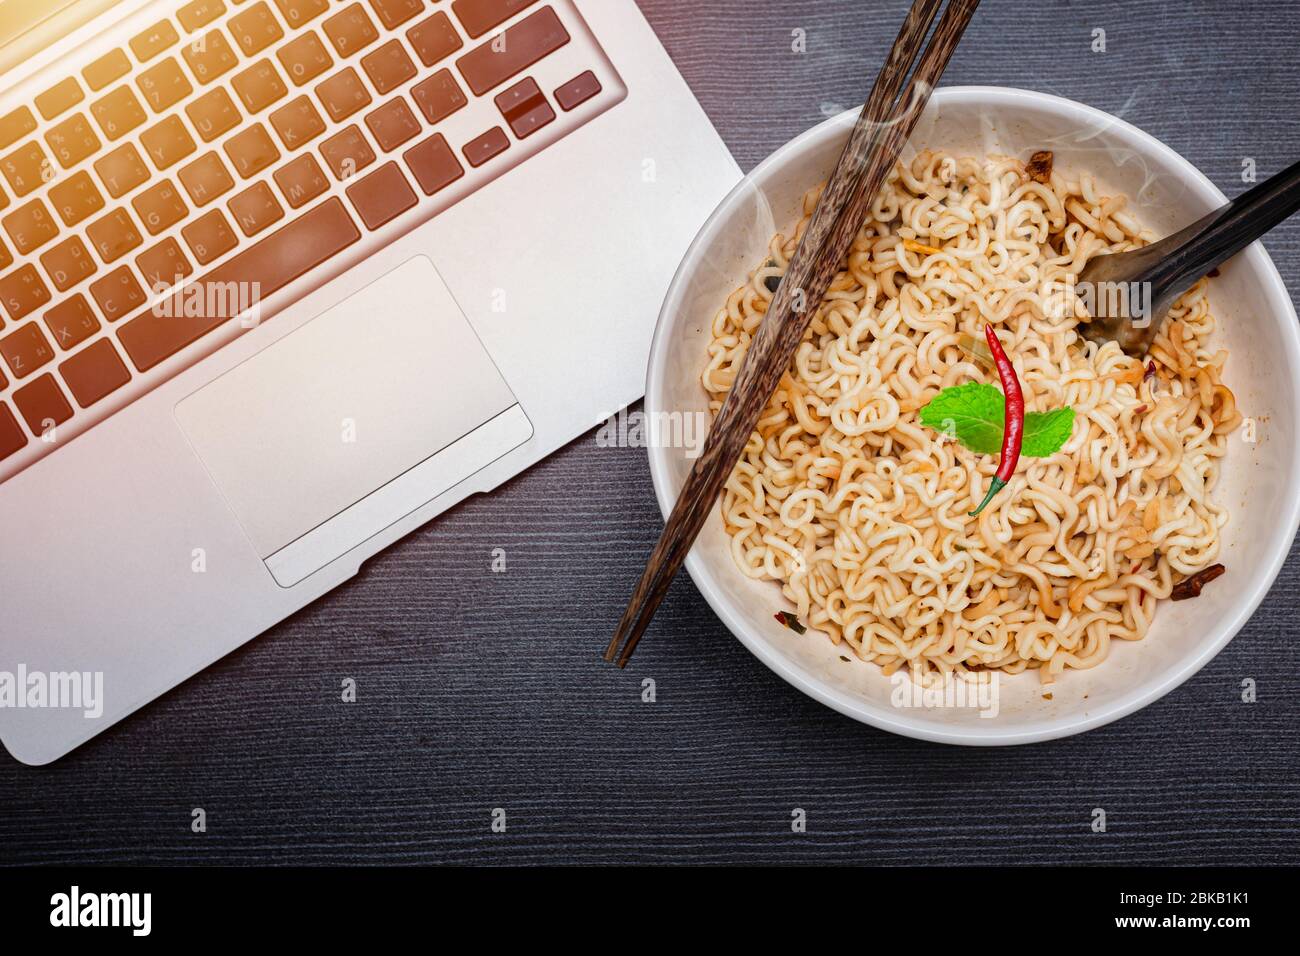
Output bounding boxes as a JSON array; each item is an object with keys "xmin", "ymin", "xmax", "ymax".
[{"xmin": 645, "ymin": 87, "xmax": 1300, "ymax": 744}]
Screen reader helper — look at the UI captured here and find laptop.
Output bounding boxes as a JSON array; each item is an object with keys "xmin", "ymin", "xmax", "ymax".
[{"xmin": 0, "ymin": 0, "xmax": 740, "ymax": 764}]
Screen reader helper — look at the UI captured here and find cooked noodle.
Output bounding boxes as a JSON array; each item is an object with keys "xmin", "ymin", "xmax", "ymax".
[{"xmin": 703, "ymin": 150, "xmax": 1241, "ymax": 683}]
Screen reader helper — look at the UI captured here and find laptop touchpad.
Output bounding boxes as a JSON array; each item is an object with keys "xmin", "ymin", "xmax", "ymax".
[{"xmin": 176, "ymin": 255, "xmax": 532, "ymax": 588}]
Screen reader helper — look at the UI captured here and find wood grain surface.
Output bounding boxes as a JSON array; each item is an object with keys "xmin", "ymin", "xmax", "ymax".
[{"xmin": 3, "ymin": 0, "xmax": 1299, "ymax": 866}]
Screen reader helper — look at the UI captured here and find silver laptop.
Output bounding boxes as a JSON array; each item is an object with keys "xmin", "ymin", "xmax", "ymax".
[{"xmin": 0, "ymin": 0, "xmax": 739, "ymax": 763}]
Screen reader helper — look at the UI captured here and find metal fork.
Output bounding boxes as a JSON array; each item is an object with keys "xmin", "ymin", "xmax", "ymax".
[{"xmin": 1079, "ymin": 157, "xmax": 1300, "ymax": 356}]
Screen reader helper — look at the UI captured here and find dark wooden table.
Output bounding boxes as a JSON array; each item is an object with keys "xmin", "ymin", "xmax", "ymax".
[{"xmin": 4, "ymin": 0, "xmax": 1299, "ymax": 866}]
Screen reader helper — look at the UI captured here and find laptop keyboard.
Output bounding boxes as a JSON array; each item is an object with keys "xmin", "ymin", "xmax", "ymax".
[{"xmin": 0, "ymin": 0, "xmax": 625, "ymax": 479}]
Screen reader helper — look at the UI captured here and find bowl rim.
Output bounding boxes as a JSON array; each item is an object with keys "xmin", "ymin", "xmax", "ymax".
[{"xmin": 644, "ymin": 85, "xmax": 1300, "ymax": 745}]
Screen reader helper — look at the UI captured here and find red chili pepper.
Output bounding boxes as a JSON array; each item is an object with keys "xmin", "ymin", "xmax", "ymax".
[{"xmin": 970, "ymin": 324, "xmax": 1024, "ymax": 516}]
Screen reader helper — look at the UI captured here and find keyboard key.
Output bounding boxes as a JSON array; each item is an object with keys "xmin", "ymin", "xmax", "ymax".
[
  {"xmin": 43, "ymin": 294, "xmax": 101, "ymax": 350},
  {"xmin": 277, "ymin": 30, "xmax": 334, "ymax": 87},
  {"xmin": 119, "ymin": 197, "xmax": 360, "ymax": 371},
  {"xmin": 365, "ymin": 98, "xmax": 420, "ymax": 152},
  {"xmin": 86, "ymin": 207, "xmax": 144, "ymax": 263},
  {"xmin": 181, "ymin": 208, "xmax": 239, "ymax": 264},
  {"xmin": 462, "ymin": 126, "xmax": 508, "ymax": 167},
  {"xmin": 273, "ymin": 0, "xmax": 329, "ymax": 28},
  {"xmin": 314, "ymin": 67, "xmax": 371, "ymax": 122},
  {"xmin": 0, "ymin": 108, "xmax": 36, "ymax": 151},
  {"xmin": 44, "ymin": 114, "xmax": 102, "ymax": 169},
  {"xmin": 456, "ymin": 6, "xmax": 568, "ymax": 96},
  {"xmin": 269, "ymin": 96, "xmax": 326, "ymax": 150},
  {"xmin": 361, "ymin": 39, "xmax": 417, "ymax": 94},
  {"xmin": 182, "ymin": 30, "xmax": 240, "ymax": 84},
  {"xmin": 452, "ymin": 0, "xmax": 536, "ymax": 39},
  {"xmin": 369, "ymin": 0, "xmax": 424, "ymax": 29},
  {"xmin": 223, "ymin": 123, "xmax": 280, "ymax": 178},
  {"xmin": 323, "ymin": 3, "xmax": 379, "ymax": 58},
  {"xmin": 494, "ymin": 76, "xmax": 553, "ymax": 139},
  {"xmin": 402, "ymin": 133, "xmax": 463, "ymax": 195},
  {"xmin": 228, "ymin": 181, "xmax": 284, "ymax": 236},
  {"xmin": 130, "ymin": 20, "xmax": 180, "ymax": 62},
  {"xmin": 90, "ymin": 86, "xmax": 148, "ymax": 141},
  {"xmin": 140, "ymin": 115, "xmax": 197, "ymax": 169},
  {"xmin": 0, "ymin": 265, "xmax": 51, "ymax": 322},
  {"xmin": 83, "ymin": 50, "xmax": 132, "ymax": 91},
  {"xmin": 228, "ymin": 1, "xmax": 285, "ymax": 57},
  {"xmin": 319, "ymin": 125, "xmax": 374, "ymax": 180},
  {"xmin": 94, "ymin": 142, "xmax": 150, "ymax": 198},
  {"xmin": 232, "ymin": 59, "xmax": 288, "ymax": 113},
  {"xmin": 0, "ymin": 403, "xmax": 26, "ymax": 460},
  {"xmin": 1, "ymin": 142, "xmax": 53, "ymax": 197},
  {"xmin": 554, "ymin": 69, "xmax": 600, "ymax": 111},
  {"xmin": 60, "ymin": 337, "xmax": 132, "ymax": 408},
  {"xmin": 13, "ymin": 374, "xmax": 72, "ymax": 436},
  {"xmin": 2, "ymin": 199, "xmax": 59, "ymax": 254},
  {"xmin": 4, "ymin": 199, "xmax": 54, "ymax": 259},
  {"xmin": 131, "ymin": 179, "xmax": 189, "ymax": 235},
  {"xmin": 40, "ymin": 235, "xmax": 97, "ymax": 291},
  {"xmin": 273, "ymin": 153, "xmax": 328, "ymax": 208},
  {"xmin": 178, "ymin": 151, "xmax": 235, "ymax": 205},
  {"xmin": 407, "ymin": 11, "xmax": 463, "ymax": 66},
  {"xmin": 0, "ymin": 237, "xmax": 10, "ymax": 272},
  {"xmin": 177, "ymin": 0, "xmax": 228, "ymax": 32},
  {"xmin": 137, "ymin": 58, "xmax": 194, "ymax": 113},
  {"xmin": 1, "ymin": 322, "xmax": 54, "ymax": 378},
  {"xmin": 346, "ymin": 161, "xmax": 416, "ymax": 230},
  {"xmin": 90, "ymin": 266, "xmax": 146, "ymax": 321},
  {"xmin": 410, "ymin": 69, "xmax": 467, "ymax": 124},
  {"xmin": 136, "ymin": 236, "xmax": 193, "ymax": 286},
  {"xmin": 186, "ymin": 87, "xmax": 242, "ymax": 141},
  {"xmin": 35, "ymin": 77, "xmax": 85, "ymax": 121},
  {"xmin": 47, "ymin": 170, "xmax": 105, "ymax": 226}
]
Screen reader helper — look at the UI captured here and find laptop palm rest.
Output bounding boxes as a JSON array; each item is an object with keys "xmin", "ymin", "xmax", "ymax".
[{"xmin": 175, "ymin": 255, "xmax": 532, "ymax": 588}]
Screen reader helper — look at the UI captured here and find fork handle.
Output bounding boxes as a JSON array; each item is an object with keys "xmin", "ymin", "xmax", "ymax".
[{"xmin": 1150, "ymin": 157, "xmax": 1300, "ymax": 296}]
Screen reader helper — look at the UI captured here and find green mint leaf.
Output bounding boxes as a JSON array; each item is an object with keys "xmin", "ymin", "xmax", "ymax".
[
  {"xmin": 919, "ymin": 383, "xmax": 1074, "ymax": 458},
  {"xmin": 918, "ymin": 382, "xmax": 1004, "ymax": 455},
  {"xmin": 1021, "ymin": 407, "xmax": 1075, "ymax": 457}
]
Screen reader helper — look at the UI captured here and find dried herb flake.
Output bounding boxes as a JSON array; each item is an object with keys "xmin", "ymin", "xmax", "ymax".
[
  {"xmin": 1026, "ymin": 150, "xmax": 1053, "ymax": 184},
  {"xmin": 774, "ymin": 611, "xmax": 807, "ymax": 634},
  {"xmin": 1170, "ymin": 563, "xmax": 1226, "ymax": 601}
]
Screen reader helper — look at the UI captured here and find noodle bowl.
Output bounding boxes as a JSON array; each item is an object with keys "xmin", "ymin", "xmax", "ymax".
[{"xmin": 702, "ymin": 149, "xmax": 1241, "ymax": 684}]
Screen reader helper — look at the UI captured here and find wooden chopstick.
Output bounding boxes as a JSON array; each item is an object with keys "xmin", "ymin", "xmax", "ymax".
[{"xmin": 605, "ymin": 0, "xmax": 981, "ymax": 667}]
